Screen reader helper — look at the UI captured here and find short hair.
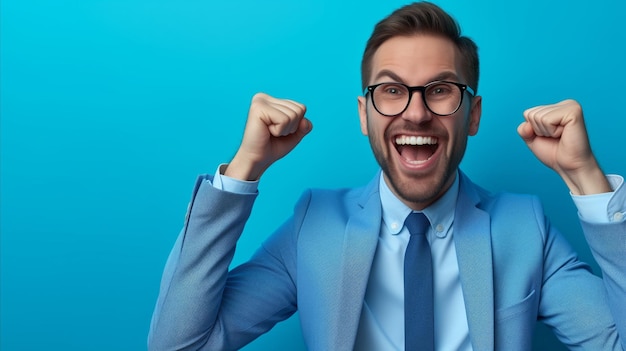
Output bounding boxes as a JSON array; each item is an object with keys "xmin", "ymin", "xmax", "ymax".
[{"xmin": 361, "ymin": 2, "xmax": 479, "ymax": 93}]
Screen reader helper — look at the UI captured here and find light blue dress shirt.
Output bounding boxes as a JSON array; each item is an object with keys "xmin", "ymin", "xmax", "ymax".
[
  {"xmin": 354, "ymin": 173, "xmax": 471, "ymax": 351},
  {"xmin": 211, "ymin": 165, "xmax": 624, "ymax": 350}
]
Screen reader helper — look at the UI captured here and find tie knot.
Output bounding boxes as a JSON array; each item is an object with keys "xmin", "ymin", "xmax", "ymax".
[{"xmin": 405, "ymin": 212, "xmax": 430, "ymax": 236}]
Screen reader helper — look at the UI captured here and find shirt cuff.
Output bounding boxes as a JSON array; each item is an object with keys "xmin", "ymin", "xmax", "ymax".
[
  {"xmin": 571, "ymin": 174, "xmax": 625, "ymax": 223},
  {"xmin": 209, "ymin": 163, "xmax": 259, "ymax": 195}
]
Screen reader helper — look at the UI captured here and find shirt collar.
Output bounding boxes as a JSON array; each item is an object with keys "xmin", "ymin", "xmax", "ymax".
[{"xmin": 379, "ymin": 171, "xmax": 459, "ymax": 238}]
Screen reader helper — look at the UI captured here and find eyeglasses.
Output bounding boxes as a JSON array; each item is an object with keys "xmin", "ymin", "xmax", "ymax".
[{"xmin": 364, "ymin": 80, "xmax": 475, "ymax": 117}]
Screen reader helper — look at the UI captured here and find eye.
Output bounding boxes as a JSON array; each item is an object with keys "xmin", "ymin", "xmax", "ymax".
[
  {"xmin": 378, "ymin": 83, "xmax": 407, "ymax": 97},
  {"xmin": 426, "ymin": 82, "xmax": 455, "ymax": 99},
  {"xmin": 429, "ymin": 84, "xmax": 452, "ymax": 95}
]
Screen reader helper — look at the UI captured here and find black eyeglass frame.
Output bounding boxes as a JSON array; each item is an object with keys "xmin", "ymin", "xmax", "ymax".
[{"xmin": 363, "ymin": 80, "xmax": 476, "ymax": 117}]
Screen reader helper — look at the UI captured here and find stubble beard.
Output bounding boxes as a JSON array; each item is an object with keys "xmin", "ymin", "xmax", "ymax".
[
  {"xmin": 376, "ymin": 147, "xmax": 456, "ymax": 209},
  {"xmin": 367, "ymin": 120, "xmax": 466, "ymax": 209}
]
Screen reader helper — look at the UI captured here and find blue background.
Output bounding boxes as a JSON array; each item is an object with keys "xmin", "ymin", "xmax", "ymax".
[{"xmin": 1, "ymin": 0, "xmax": 624, "ymax": 350}]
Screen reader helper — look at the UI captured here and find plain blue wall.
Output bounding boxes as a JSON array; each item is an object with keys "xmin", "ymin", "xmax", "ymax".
[{"xmin": 1, "ymin": 0, "xmax": 624, "ymax": 350}]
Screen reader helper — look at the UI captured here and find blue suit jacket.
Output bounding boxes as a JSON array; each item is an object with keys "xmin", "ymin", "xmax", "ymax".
[{"xmin": 148, "ymin": 171, "xmax": 626, "ymax": 351}]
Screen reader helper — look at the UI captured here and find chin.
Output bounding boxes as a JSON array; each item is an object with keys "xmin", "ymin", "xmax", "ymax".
[{"xmin": 384, "ymin": 167, "xmax": 450, "ymax": 209}]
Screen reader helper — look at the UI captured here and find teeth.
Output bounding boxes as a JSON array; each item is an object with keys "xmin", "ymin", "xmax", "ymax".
[{"xmin": 395, "ymin": 135, "xmax": 438, "ymax": 145}]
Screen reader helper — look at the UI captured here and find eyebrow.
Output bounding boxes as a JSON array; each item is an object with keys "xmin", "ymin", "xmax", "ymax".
[{"xmin": 372, "ymin": 69, "xmax": 461, "ymax": 85}]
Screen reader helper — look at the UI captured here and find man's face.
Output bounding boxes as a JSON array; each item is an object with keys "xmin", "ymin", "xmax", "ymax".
[{"xmin": 358, "ymin": 34, "xmax": 482, "ymax": 210}]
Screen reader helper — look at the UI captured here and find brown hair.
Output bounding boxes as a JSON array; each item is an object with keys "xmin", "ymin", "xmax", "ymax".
[{"xmin": 361, "ymin": 2, "xmax": 479, "ymax": 93}]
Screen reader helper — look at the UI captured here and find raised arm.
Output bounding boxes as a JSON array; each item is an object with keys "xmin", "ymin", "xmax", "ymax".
[
  {"xmin": 148, "ymin": 93, "xmax": 312, "ymax": 350},
  {"xmin": 518, "ymin": 99, "xmax": 626, "ymax": 349}
]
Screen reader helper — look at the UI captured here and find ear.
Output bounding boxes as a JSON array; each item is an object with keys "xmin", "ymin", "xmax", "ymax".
[
  {"xmin": 468, "ymin": 95, "xmax": 482, "ymax": 136},
  {"xmin": 358, "ymin": 95, "xmax": 368, "ymax": 135}
]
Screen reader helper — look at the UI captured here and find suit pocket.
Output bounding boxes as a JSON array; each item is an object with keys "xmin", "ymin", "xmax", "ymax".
[{"xmin": 495, "ymin": 289, "xmax": 538, "ymax": 350}]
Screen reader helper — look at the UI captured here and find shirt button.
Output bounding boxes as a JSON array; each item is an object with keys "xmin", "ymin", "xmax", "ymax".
[
  {"xmin": 613, "ymin": 212, "xmax": 624, "ymax": 222},
  {"xmin": 391, "ymin": 222, "xmax": 399, "ymax": 230},
  {"xmin": 436, "ymin": 224, "xmax": 444, "ymax": 232}
]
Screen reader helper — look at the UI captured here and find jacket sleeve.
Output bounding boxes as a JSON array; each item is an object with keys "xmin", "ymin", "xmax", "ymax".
[
  {"xmin": 147, "ymin": 175, "xmax": 307, "ymax": 351},
  {"xmin": 580, "ymin": 175, "xmax": 626, "ymax": 350},
  {"xmin": 535, "ymin": 195, "xmax": 626, "ymax": 350},
  {"xmin": 580, "ymin": 217, "xmax": 626, "ymax": 350}
]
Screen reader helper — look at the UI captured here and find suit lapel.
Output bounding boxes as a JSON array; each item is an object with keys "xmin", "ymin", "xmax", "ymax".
[
  {"xmin": 332, "ymin": 174, "xmax": 382, "ymax": 350},
  {"xmin": 454, "ymin": 173, "xmax": 495, "ymax": 351},
  {"xmin": 320, "ymin": 172, "xmax": 496, "ymax": 350}
]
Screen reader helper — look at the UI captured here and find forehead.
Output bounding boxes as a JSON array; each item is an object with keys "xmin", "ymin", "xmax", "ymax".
[{"xmin": 370, "ymin": 34, "xmax": 461, "ymax": 84}]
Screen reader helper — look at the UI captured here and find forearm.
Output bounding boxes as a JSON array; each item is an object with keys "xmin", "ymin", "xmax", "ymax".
[
  {"xmin": 148, "ymin": 176, "xmax": 257, "ymax": 351},
  {"xmin": 569, "ymin": 173, "xmax": 626, "ymax": 349},
  {"xmin": 579, "ymin": 218, "xmax": 626, "ymax": 350},
  {"xmin": 579, "ymin": 175, "xmax": 626, "ymax": 349}
]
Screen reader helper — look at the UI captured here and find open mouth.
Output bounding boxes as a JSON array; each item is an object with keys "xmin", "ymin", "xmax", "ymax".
[{"xmin": 394, "ymin": 135, "xmax": 438, "ymax": 164}]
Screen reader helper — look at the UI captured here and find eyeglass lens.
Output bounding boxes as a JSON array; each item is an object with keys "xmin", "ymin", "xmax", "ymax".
[{"xmin": 372, "ymin": 82, "xmax": 463, "ymax": 116}]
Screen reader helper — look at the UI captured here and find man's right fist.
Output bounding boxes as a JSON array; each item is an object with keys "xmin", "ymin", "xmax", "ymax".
[{"xmin": 225, "ymin": 93, "xmax": 313, "ymax": 181}]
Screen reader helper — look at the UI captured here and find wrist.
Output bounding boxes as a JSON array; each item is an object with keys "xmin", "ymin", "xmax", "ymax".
[
  {"xmin": 560, "ymin": 160, "xmax": 611, "ymax": 195},
  {"xmin": 224, "ymin": 153, "xmax": 267, "ymax": 181}
]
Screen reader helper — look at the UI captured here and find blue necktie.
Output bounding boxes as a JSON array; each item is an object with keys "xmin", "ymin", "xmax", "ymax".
[{"xmin": 404, "ymin": 212, "xmax": 434, "ymax": 351}]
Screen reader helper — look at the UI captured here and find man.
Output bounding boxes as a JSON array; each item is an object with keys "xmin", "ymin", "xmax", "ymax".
[{"xmin": 148, "ymin": 2, "xmax": 625, "ymax": 350}]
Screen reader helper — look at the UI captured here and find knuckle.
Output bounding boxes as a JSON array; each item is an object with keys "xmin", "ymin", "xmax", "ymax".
[
  {"xmin": 570, "ymin": 101, "xmax": 583, "ymax": 114},
  {"xmin": 252, "ymin": 92, "xmax": 267, "ymax": 102}
]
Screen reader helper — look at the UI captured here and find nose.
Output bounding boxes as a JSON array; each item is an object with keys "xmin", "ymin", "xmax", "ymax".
[{"xmin": 402, "ymin": 91, "xmax": 432, "ymax": 124}]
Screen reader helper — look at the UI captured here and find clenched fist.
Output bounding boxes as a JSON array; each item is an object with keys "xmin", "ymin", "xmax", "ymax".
[
  {"xmin": 225, "ymin": 93, "xmax": 313, "ymax": 181},
  {"xmin": 517, "ymin": 99, "xmax": 610, "ymax": 195}
]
